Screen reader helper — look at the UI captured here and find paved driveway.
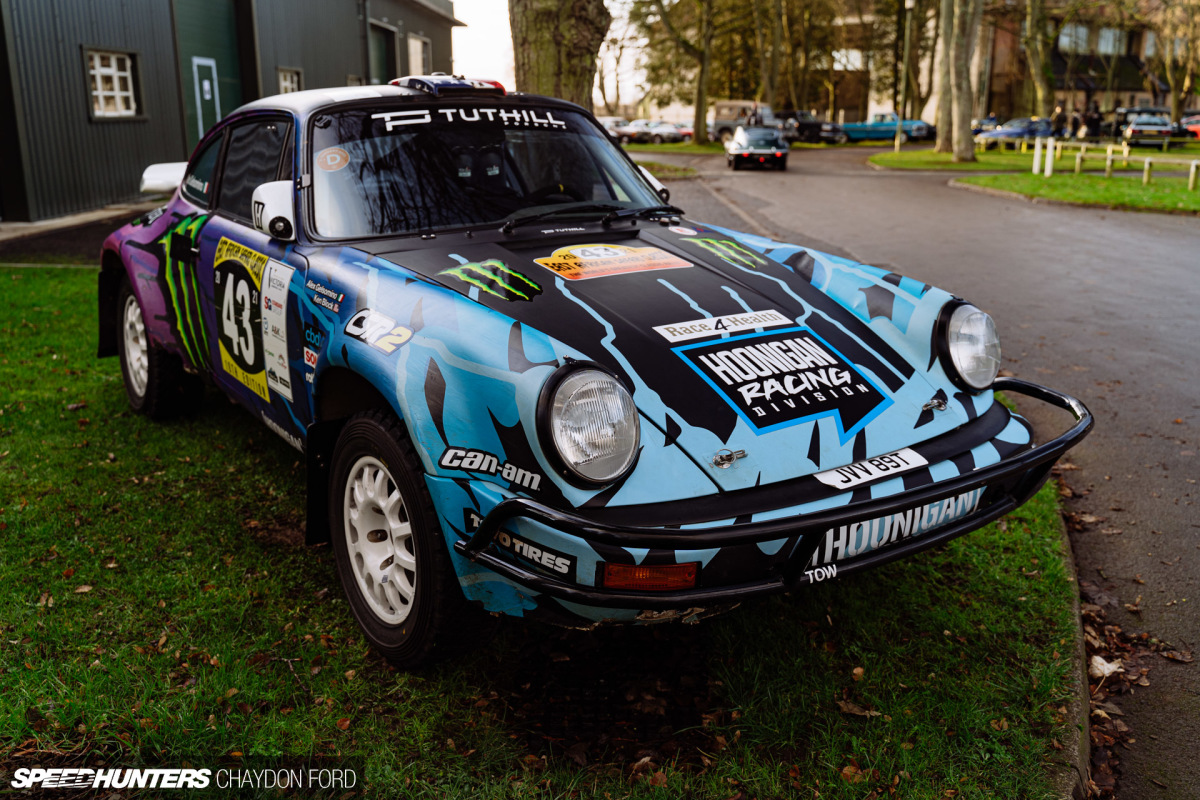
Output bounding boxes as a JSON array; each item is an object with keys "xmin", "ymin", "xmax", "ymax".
[{"xmin": 659, "ymin": 146, "xmax": 1199, "ymax": 800}]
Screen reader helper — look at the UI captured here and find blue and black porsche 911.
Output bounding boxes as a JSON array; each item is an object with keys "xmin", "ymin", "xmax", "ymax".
[{"xmin": 99, "ymin": 76, "xmax": 1091, "ymax": 667}]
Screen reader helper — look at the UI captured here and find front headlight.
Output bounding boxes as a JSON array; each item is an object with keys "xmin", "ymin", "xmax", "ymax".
[
  {"xmin": 821, "ymin": 123, "xmax": 833, "ymax": 130},
  {"xmin": 942, "ymin": 303, "xmax": 1001, "ymax": 391},
  {"xmin": 542, "ymin": 367, "xmax": 640, "ymax": 484}
]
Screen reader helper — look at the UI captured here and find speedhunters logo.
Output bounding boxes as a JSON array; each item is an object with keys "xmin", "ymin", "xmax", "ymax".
[{"xmin": 675, "ymin": 327, "xmax": 890, "ymax": 441}]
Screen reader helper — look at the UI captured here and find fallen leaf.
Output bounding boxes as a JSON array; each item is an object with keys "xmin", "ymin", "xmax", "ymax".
[
  {"xmin": 1160, "ymin": 650, "xmax": 1194, "ymax": 663},
  {"xmin": 648, "ymin": 771, "xmax": 668, "ymax": 787},
  {"xmin": 61, "ymin": 568, "xmax": 75, "ymax": 578},
  {"xmin": 841, "ymin": 764, "xmax": 867, "ymax": 784},
  {"xmin": 74, "ymin": 585, "xmax": 92, "ymax": 594},
  {"xmin": 837, "ymin": 699, "xmax": 882, "ymax": 718},
  {"xmin": 1089, "ymin": 656, "xmax": 1124, "ymax": 679},
  {"xmin": 989, "ymin": 718, "xmax": 1009, "ymax": 731},
  {"xmin": 336, "ymin": 717, "xmax": 350, "ymax": 730},
  {"xmin": 852, "ymin": 667, "xmax": 865, "ymax": 682},
  {"xmin": 344, "ymin": 669, "xmax": 357, "ymax": 681}
]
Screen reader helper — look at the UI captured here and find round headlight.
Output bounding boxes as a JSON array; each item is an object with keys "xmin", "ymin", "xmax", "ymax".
[
  {"xmin": 945, "ymin": 304, "xmax": 1001, "ymax": 390},
  {"xmin": 546, "ymin": 368, "xmax": 640, "ymax": 484}
]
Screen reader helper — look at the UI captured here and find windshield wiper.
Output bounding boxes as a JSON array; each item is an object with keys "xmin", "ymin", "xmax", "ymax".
[
  {"xmin": 600, "ymin": 204, "xmax": 685, "ymax": 226},
  {"xmin": 499, "ymin": 204, "xmax": 623, "ymax": 235}
]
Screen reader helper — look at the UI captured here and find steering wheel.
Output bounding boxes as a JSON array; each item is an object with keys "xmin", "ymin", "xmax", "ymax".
[{"xmin": 526, "ymin": 183, "xmax": 585, "ymax": 202}]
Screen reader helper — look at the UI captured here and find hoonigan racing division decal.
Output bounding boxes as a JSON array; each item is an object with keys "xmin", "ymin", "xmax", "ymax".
[
  {"xmin": 675, "ymin": 327, "xmax": 890, "ymax": 439},
  {"xmin": 534, "ymin": 244, "xmax": 691, "ymax": 281}
]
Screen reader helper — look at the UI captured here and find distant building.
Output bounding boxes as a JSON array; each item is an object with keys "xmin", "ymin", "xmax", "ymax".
[{"xmin": 0, "ymin": 0, "xmax": 462, "ymax": 221}]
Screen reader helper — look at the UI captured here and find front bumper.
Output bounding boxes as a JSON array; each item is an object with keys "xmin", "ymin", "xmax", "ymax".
[{"xmin": 453, "ymin": 379, "xmax": 1091, "ymax": 609}]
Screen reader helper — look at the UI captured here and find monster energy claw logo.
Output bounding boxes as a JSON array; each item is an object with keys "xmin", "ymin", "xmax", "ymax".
[
  {"xmin": 158, "ymin": 214, "xmax": 211, "ymax": 369},
  {"xmin": 438, "ymin": 259, "xmax": 543, "ymax": 302},
  {"xmin": 692, "ymin": 238, "xmax": 768, "ymax": 270}
]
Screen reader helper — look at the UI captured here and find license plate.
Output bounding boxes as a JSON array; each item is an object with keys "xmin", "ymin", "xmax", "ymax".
[{"xmin": 814, "ymin": 448, "xmax": 928, "ymax": 489}]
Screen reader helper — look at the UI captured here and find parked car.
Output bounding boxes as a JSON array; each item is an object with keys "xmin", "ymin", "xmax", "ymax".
[
  {"xmin": 616, "ymin": 119, "xmax": 684, "ymax": 144},
  {"xmin": 709, "ymin": 100, "xmax": 783, "ymax": 142},
  {"xmin": 1123, "ymin": 114, "xmax": 1175, "ymax": 146},
  {"xmin": 1105, "ymin": 106, "xmax": 1170, "ymax": 139},
  {"xmin": 779, "ymin": 111, "xmax": 849, "ymax": 144},
  {"xmin": 102, "ymin": 74, "xmax": 1091, "ymax": 668},
  {"xmin": 726, "ymin": 125, "xmax": 790, "ymax": 170},
  {"xmin": 974, "ymin": 117, "xmax": 1052, "ymax": 150},
  {"xmin": 595, "ymin": 116, "xmax": 628, "ymax": 136},
  {"xmin": 840, "ymin": 112, "xmax": 932, "ymax": 143},
  {"xmin": 1182, "ymin": 114, "xmax": 1200, "ymax": 138},
  {"xmin": 671, "ymin": 122, "xmax": 694, "ymax": 142}
]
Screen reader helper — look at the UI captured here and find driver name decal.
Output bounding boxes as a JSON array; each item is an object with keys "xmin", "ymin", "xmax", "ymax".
[
  {"xmin": 675, "ymin": 327, "xmax": 891, "ymax": 441},
  {"xmin": 534, "ymin": 244, "xmax": 691, "ymax": 281}
]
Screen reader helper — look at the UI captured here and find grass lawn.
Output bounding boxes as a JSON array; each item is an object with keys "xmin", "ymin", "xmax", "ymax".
[
  {"xmin": 624, "ymin": 141, "xmax": 725, "ymax": 155},
  {"xmin": 1, "ymin": 266, "xmax": 1081, "ymax": 798},
  {"xmin": 872, "ymin": 142, "xmax": 1200, "ymax": 172},
  {"xmin": 636, "ymin": 160, "xmax": 699, "ymax": 180},
  {"xmin": 958, "ymin": 172, "xmax": 1200, "ymax": 214}
]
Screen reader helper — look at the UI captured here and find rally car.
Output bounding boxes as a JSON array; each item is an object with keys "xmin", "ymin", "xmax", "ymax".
[{"xmin": 100, "ymin": 76, "xmax": 1091, "ymax": 667}]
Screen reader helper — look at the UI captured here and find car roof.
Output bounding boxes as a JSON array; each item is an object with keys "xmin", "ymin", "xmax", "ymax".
[{"xmin": 236, "ymin": 84, "xmax": 421, "ymax": 116}]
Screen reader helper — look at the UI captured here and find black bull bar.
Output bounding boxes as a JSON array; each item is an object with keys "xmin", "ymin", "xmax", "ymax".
[{"xmin": 452, "ymin": 379, "xmax": 1093, "ymax": 609}]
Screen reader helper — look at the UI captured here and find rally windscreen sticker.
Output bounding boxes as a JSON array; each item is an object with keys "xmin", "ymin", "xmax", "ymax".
[
  {"xmin": 674, "ymin": 326, "xmax": 890, "ymax": 441},
  {"xmin": 213, "ymin": 238, "xmax": 270, "ymax": 401},
  {"xmin": 533, "ymin": 244, "xmax": 690, "ymax": 281},
  {"xmin": 261, "ymin": 260, "xmax": 295, "ymax": 402}
]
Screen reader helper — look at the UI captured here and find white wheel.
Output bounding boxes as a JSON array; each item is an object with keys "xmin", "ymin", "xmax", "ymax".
[
  {"xmin": 343, "ymin": 455, "xmax": 417, "ymax": 625},
  {"xmin": 121, "ymin": 292, "xmax": 149, "ymax": 399}
]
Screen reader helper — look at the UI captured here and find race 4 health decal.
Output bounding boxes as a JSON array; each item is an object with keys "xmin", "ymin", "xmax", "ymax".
[{"xmin": 674, "ymin": 327, "xmax": 890, "ymax": 442}]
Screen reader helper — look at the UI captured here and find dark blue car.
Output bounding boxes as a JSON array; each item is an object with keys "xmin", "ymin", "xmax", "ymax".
[{"xmin": 974, "ymin": 117, "xmax": 1052, "ymax": 150}]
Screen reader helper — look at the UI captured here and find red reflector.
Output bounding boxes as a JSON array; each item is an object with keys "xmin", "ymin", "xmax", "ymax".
[
  {"xmin": 759, "ymin": 157, "xmax": 765, "ymax": 162},
  {"xmin": 601, "ymin": 562, "xmax": 698, "ymax": 591},
  {"xmin": 775, "ymin": 151, "xmax": 783, "ymax": 156}
]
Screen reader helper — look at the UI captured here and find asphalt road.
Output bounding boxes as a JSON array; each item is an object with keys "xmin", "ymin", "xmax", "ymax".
[{"xmin": 659, "ymin": 147, "xmax": 1199, "ymax": 799}]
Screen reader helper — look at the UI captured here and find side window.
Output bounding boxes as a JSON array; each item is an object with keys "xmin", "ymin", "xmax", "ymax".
[
  {"xmin": 216, "ymin": 119, "xmax": 292, "ymax": 222},
  {"xmin": 181, "ymin": 134, "xmax": 222, "ymax": 207}
]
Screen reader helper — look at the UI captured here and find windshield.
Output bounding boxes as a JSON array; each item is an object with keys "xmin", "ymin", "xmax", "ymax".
[
  {"xmin": 309, "ymin": 104, "xmax": 662, "ymax": 238},
  {"xmin": 1133, "ymin": 115, "xmax": 1169, "ymax": 125},
  {"xmin": 743, "ymin": 129, "xmax": 782, "ymax": 144}
]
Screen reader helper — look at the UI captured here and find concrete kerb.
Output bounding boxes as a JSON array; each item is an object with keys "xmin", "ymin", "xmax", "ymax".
[
  {"xmin": 1049, "ymin": 520, "xmax": 1092, "ymax": 800},
  {"xmin": 947, "ymin": 177, "xmax": 1200, "ymax": 217},
  {"xmin": 0, "ymin": 199, "xmax": 165, "ymax": 244}
]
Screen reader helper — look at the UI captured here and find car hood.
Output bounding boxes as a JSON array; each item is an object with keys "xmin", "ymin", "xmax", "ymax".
[{"xmin": 359, "ymin": 222, "xmax": 971, "ymax": 492}]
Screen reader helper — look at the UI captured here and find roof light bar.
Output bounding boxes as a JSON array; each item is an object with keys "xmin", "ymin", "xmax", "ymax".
[{"xmin": 389, "ymin": 75, "xmax": 506, "ymax": 96}]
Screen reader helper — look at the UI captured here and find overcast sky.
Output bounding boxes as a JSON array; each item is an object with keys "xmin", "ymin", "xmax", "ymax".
[{"xmin": 451, "ymin": 0, "xmax": 517, "ymax": 90}]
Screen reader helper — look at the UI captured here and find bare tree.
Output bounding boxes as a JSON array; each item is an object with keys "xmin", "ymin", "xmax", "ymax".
[
  {"xmin": 646, "ymin": 0, "xmax": 717, "ymax": 141},
  {"xmin": 509, "ymin": 0, "xmax": 612, "ymax": 110},
  {"xmin": 934, "ymin": 0, "xmax": 954, "ymax": 151},
  {"xmin": 1144, "ymin": 0, "xmax": 1200, "ymax": 121}
]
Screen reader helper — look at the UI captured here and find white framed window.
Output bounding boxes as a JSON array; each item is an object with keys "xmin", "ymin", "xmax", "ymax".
[
  {"xmin": 1058, "ymin": 23, "xmax": 1089, "ymax": 54},
  {"xmin": 87, "ymin": 50, "xmax": 138, "ymax": 118},
  {"xmin": 1097, "ymin": 28, "xmax": 1127, "ymax": 56},
  {"xmin": 407, "ymin": 34, "xmax": 432, "ymax": 75},
  {"xmin": 278, "ymin": 68, "xmax": 302, "ymax": 93}
]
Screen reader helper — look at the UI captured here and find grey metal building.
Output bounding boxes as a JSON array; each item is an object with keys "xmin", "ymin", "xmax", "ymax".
[{"xmin": 0, "ymin": 0, "xmax": 461, "ymax": 222}]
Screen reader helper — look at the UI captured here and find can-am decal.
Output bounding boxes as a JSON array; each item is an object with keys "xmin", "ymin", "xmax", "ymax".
[
  {"xmin": 674, "ymin": 327, "xmax": 890, "ymax": 441},
  {"xmin": 654, "ymin": 309, "xmax": 791, "ymax": 344},
  {"xmin": 439, "ymin": 447, "xmax": 542, "ymax": 491},
  {"xmin": 533, "ymin": 244, "xmax": 691, "ymax": 281},
  {"xmin": 807, "ymin": 487, "xmax": 985, "ymax": 567}
]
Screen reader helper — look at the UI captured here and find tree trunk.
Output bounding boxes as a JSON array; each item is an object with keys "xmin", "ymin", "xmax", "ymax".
[
  {"xmin": 509, "ymin": 0, "xmax": 612, "ymax": 110},
  {"xmin": 769, "ymin": 0, "xmax": 784, "ymax": 108},
  {"xmin": 1023, "ymin": 0, "xmax": 1053, "ymax": 117},
  {"xmin": 652, "ymin": 0, "xmax": 715, "ymax": 141},
  {"xmin": 950, "ymin": 0, "xmax": 982, "ymax": 161},
  {"xmin": 934, "ymin": 0, "xmax": 954, "ymax": 152}
]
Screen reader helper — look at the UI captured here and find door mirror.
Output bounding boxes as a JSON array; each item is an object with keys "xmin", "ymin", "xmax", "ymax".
[
  {"xmin": 251, "ymin": 181, "xmax": 296, "ymax": 241},
  {"xmin": 140, "ymin": 162, "xmax": 188, "ymax": 193}
]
